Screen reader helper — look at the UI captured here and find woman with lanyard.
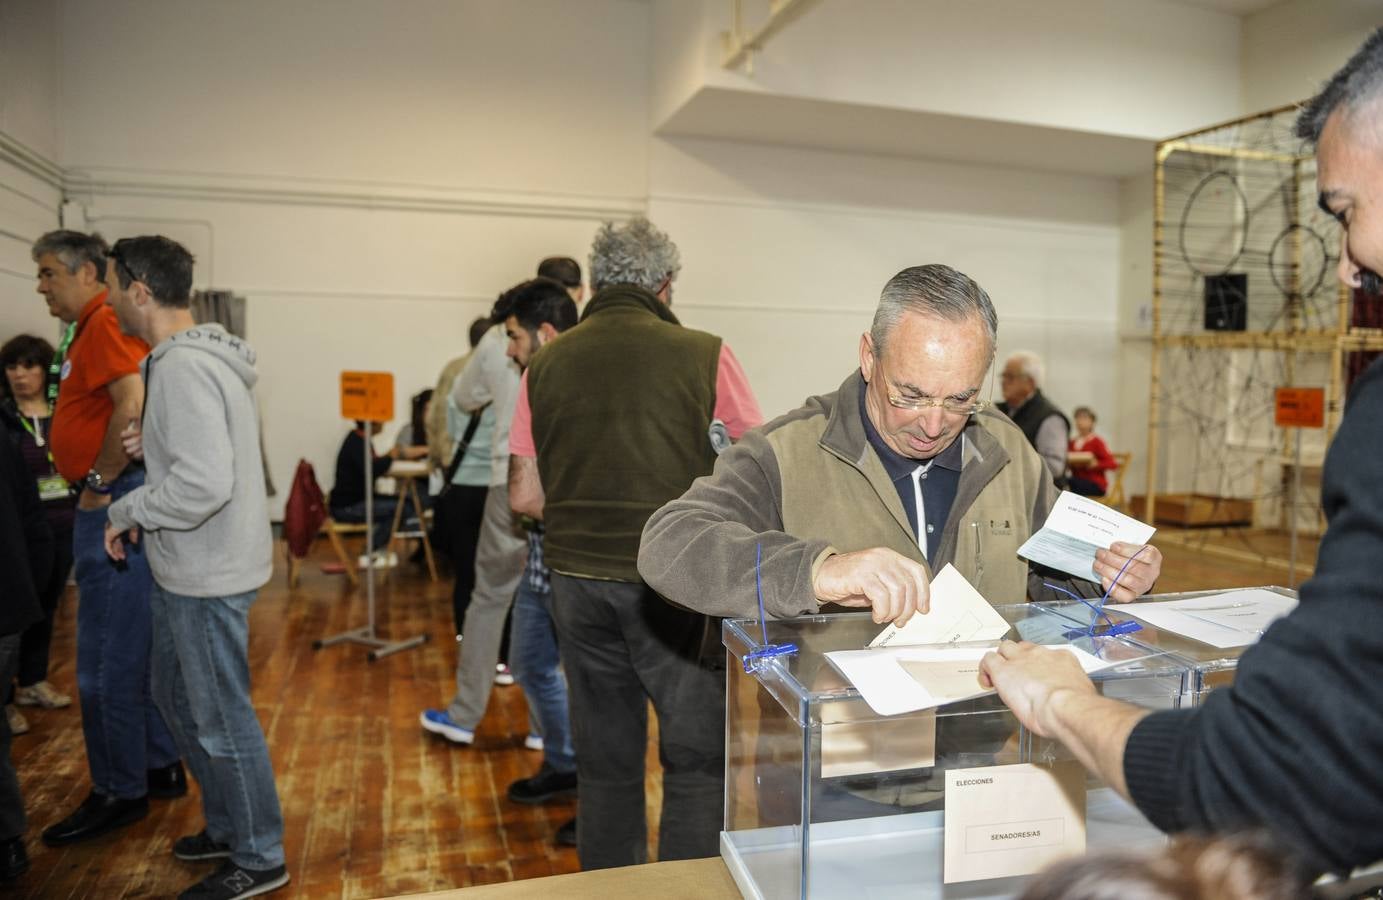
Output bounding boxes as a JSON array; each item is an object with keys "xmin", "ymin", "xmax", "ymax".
[{"xmin": 0, "ymin": 334, "xmax": 76, "ymax": 735}]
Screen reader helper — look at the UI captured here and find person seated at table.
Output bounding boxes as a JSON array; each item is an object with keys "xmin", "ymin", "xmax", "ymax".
[
  {"xmin": 1067, "ymin": 405, "xmax": 1117, "ymax": 497},
  {"xmin": 328, "ymin": 420, "xmax": 427, "ymax": 567},
  {"xmin": 393, "ymin": 388, "xmax": 435, "ymax": 511},
  {"xmin": 394, "ymin": 389, "xmax": 433, "ymax": 455}
]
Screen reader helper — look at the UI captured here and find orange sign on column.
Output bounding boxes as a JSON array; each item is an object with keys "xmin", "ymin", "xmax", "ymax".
[
  {"xmin": 341, "ymin": 371, "xmax": 394, "ymax": 422},
  {"xmin": 1274, "ymin": 387, "xmax": 1325, "ymax": 429}
]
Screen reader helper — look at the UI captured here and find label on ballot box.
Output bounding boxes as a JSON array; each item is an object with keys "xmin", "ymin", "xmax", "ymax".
[{"xmin": 943, "ymin": 761, "xmax": 1086, "ymax": 884}]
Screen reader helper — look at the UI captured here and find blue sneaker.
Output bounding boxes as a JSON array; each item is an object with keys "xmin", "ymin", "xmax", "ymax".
[{"xmin": 420, "ymin": 709, "xmax": 474, "ymax": 745}]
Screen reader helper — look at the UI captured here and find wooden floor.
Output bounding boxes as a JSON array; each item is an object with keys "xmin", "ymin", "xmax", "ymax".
[{"xmin": 10, "ymin": 534, "xmax": 1302, "ymax": 899}]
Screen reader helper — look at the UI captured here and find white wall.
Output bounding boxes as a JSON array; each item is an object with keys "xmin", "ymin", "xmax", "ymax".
[
  {"xmin": 1241, "ymin": 0, "xmax": 1380, "ymax": 114},
  {"xmin": 649, "ymin": 137, "xmax": 1125, "ymax": 432},
  {"xmin": 0, "ymin": 0, "xmax": 63, "ymax": 345},
  {"xmin": 49, "ymin": 0, "xmax": 650, "ymax": 516}
]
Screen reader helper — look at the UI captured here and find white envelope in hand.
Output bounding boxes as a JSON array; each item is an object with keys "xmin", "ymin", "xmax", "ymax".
[
  {"xmin": 1018, "ymin": 490, "xmax": 1155, "ymax": 583},
  {"xmin": 870, "ymin": 564, "xmax": 1011, "ymax": 648}
]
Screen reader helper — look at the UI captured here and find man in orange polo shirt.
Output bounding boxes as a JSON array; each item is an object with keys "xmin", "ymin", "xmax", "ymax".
[{"xmin": 30, "ymin": 230, "xmax": 181, "ymax": 847}]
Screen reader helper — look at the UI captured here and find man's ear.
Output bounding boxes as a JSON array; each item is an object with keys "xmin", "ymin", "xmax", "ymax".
[
  {"xmin": 859, "ymin": 332, "xmax": 876, "ymax": 382},
  {"xmin": 538, "ymin": 322, "xmax": 559, "ymax": 345}
]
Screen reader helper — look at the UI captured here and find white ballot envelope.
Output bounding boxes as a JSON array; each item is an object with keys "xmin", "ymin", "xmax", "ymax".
[
  {"xmin": 1018, "ymin": 491, "xmax": 1155, "ymax": 582},
  {"xmin": 870, "ymin": 564, "xmax": 1012, "ymax": 648},
  {"xmin": 824, "ymin": 645, "xmax": 1115, "ymax": 717},
  {"xmin": 1118, "ymin": 588, "xmax": 1297, "ymax": 648},
  {"xmin": 943, "ymin": 761, "xmax": 1087, "ymax": 883}
]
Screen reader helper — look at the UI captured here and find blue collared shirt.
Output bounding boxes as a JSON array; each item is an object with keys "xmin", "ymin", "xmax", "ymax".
[{"xmin": 859, "ymin": 378, "xmax": 964, "ymax": 561}]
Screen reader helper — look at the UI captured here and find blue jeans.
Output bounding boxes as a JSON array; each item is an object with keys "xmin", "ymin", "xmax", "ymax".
[
  {"xmin": 72, "ymin": 469, "xmax": 179, "ymax": 799},
  {"xmin": 331, "ymin": 496, "xmax": 401, "ymax": 554},
  {"xmin": 150, "ymin": 586, "xmax": 285, "ymax": 870},
  {"xmin": 508, "ymin": 568, "xmax": 575, "ymax": 773}
]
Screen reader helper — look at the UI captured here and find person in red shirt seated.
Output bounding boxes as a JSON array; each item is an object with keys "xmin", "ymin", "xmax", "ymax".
[{"xmin": 1067, "ymin": 406, "xmax": 1117, "ymax": 497}]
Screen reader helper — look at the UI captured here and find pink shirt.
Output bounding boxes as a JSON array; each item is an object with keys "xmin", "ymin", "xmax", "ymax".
[{"xmin": 509, "ymin": 343, "xmax": 762, "ymax": 457}]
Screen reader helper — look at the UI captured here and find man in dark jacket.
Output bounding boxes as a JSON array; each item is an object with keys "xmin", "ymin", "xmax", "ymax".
[
  {"xmin": 0, "ymin": 428, "xmax": 49, "ymax": 881},
  {"xmin": 979, "ymin": 28, "xmax": 1383, "ymax": 877}
]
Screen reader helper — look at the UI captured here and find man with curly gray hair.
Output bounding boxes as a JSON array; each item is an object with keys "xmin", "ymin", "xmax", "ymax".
[
  {"xmin": 586, "ymin": 217, "xmax": 681, "ymax": 300},
  {"xmin": 509, "ymin": 216, "xmax": 761, "ymax": 868}
]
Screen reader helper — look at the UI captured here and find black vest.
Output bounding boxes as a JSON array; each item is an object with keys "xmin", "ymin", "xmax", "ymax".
[
  {"xmin": 527, "ymin": 285, "xmax": 721, "ymax": 581},
  {"xmin": 997, "ymin": 390, "xmax": 1070, "ymax": 448}
]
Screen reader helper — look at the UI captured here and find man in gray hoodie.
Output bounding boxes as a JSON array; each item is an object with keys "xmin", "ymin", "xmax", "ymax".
[{"xmin": 102, "ymin": 236, "xmax": 287, "ymax": 900}]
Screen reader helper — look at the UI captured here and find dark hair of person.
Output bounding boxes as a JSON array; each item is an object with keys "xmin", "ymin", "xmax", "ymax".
[
  {"xmin": 1, "ymin": 334, "xmax": 56, "ymax": 402},
  {"xmin": 1296, "ymin": 27, "xmax": 1383, "ymax": 143},
  {"xmin": 1073, "ymin": 406, "xmax": 1096, "ymax": 423},
  {"xmin": 1, "ymin": 334, "xmax": 55, "ymax": 372},
  {"xmin": 409, "ymin": 389, "xmax": 433, "ymax": 443},
  {"xmin": 31, "ymin": 230, "xmax": 109, "ymax": 278},
  {"xmin": 109, "ymin": 236, "xmax": 195, "ymax": 308},
  {"xmin": 504, "ymin": 277, "xmax": 578, "ymax": 338},
  {"xmin": 468, "ymin": 316, "xmax": 490, "ymax": 348},
  {"xmin": 1018, "ymin": 832, "xmax": 1311, "ymax": 900},
  {"xmin": 537, "ymin": 256, "xmax": 582, "ymax": 289}
]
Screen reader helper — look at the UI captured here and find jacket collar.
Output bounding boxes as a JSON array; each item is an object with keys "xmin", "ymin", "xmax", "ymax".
[{"xmin": 580, "ymin": 284, "xmax": 680, "ymax": 326}]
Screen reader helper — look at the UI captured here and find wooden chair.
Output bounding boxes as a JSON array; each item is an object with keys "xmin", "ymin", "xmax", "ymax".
[
  {"xmin": 1104, "ymin": 452, "xmax": 1132, "ymax": 511},
  {"xmin": 286, "ymin": 518, "xmax": 368, "ymax": 588}
]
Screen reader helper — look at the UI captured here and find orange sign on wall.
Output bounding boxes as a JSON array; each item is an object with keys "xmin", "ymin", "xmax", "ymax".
[
  {"xmin": 1274, "ymin": 387, "xmax": 1325, "ymax": 429},
  {"xmin": 341, "ymin": 371, "xmax": 394, "ymax": 422}
]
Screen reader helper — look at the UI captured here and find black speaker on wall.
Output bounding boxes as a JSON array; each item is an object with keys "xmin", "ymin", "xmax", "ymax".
[{"xmin": 1204, "ymin": 273, "xmax": 1247, "ymax": 331}]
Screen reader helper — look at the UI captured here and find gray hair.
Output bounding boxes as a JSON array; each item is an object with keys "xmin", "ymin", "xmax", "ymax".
[
  {"xmin": 870, "ymin": 264, "xmax": 998, "ymax": 357},
  {"xmin": 1006, "ymin": 350, "xmax": 1044, "ymax": 387},
  {"xmin": 588, "ymin": 217, "xmax": 681, "ymax": 294},
  {"xmin": 31, "ymin": 229, "xmax": 109, "ymax": 277},
  {"xmin": 1296, "ymin": 27, "xmax": 1383, "ymax": 143}
]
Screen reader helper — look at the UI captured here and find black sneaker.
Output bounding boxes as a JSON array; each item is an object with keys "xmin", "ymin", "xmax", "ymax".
[
  {"xmin": 555, "ymin": 817, "xmax": 577, "ymax": 847},
  {"xmin": 506, "ymin": 766, "xmax": 577, "ymax": 805},
  {"xmin": 178, "ymin": 861, "xmax": 289, "ymax": 900},
  {"xmin": 173, "ymin": 830, "xmax": 233, "ymax": 861}
]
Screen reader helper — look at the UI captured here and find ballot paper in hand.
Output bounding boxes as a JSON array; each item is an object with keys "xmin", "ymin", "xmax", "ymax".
[
  {"xmin": 1118, "ymin": 588, "xmax": 1297, "ymax": 648},
  {"xmin": 870, "ymin": 564, "xmax": 1012, "ymax": 648},
  {"xmin": 1018, "ymin": 491, "xmax": 1155, "ymax": 583},
  {"xmin": 824, "ymin": 645, "xmax": 1115, "ymax": 716}
]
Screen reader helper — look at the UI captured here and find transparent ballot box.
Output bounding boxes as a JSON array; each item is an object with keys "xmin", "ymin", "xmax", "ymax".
[
  {"xmin": 720, "ymin": 605, "xmax": 1188, "ymax": 900},
  {"xmin": 1038, "ymin": 585, "xmax": 1297, "ymax": 705}
]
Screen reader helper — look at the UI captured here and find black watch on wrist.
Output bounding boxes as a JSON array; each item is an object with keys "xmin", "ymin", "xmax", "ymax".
[{"xmin": 84, "ymin": 470, "xmax": 114, "ymax": 495}]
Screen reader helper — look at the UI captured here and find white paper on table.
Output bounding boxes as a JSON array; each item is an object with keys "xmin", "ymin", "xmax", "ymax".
[
  {"xmin": 1117, "ymin": 588, "xmax": 1297, "ymax": 649},
  {"xmin": 824, "ymin": 645, "xmax": 1116, "ymax": 717},
  {"xmin": 869, "ymin": 564, "xmax": 1012, "ymax": 649},
  {"xmin": 1018, "ymin": 490, "xmax": 1155, "ymax": 582}
]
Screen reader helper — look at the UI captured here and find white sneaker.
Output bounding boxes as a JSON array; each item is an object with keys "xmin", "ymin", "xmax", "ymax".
[
  {"xmin": 5, "ymin": 705, "xmax": 28, "ymax": 736},
  {"xmin": 357, "ymin": 551, "xmax": 399, "ymax": 570},
  {"xmin": 15, "ymin": 681, "xmax": 71, "ymax": 709}
]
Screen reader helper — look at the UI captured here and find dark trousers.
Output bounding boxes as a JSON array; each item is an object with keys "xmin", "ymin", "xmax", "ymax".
[
  {"xmin": 438, "ymin": 485, "xmax": 488, "ymax": 635},
  {"xmin": 550, "ymin": 573, "xmax": 725, "ymax": 870},
  {"xmin": 1068, "ymin": 475, "xmax": 1106, "ymax": 497},
  {"xmin": 0, "ymin": 634, "xmax": 23, "ymax": 840},
  {"xmin": 18, "ymin": 525, "xmax": 73, "ymax": 686}
]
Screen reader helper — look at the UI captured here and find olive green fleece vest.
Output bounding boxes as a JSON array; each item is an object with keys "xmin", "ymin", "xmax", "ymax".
[{"xmin": 528, "ymin": 285, "xmax": 721, "ymax": 581}]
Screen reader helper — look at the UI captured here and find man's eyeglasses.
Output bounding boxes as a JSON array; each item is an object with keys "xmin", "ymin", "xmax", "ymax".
[
  {"xmin": 107, "ymin": 245, "xmax": 141, "ymax": 286},
  {"xmin": 878, "ymin": 358, "xmax": 988, "ymax": 415}
]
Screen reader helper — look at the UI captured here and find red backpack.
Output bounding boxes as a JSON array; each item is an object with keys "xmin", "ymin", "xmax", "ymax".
[{"xmin": 282, "ymin": 459, "xmax": 329, "ymax": 559}]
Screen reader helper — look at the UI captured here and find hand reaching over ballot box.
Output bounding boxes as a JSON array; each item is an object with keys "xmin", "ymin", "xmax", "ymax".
[
  {"xmin": 1093, "ymin": 541, "xmax": 1162, "ymax": 603},
  {"xmin": 813, "ymin": 547, "xmax": 932, "ymax": 625}
]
